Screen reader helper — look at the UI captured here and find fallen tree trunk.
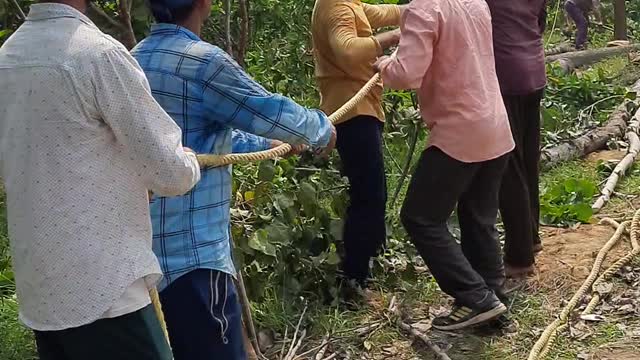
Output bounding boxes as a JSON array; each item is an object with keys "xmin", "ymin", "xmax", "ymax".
[
  {"xmin": 546, "ymin": 44, "xmax": 640, "ymax": 74},
  {"xmin": 541, "ymin": 80, "xmax": 640, "ymax": 170},
  {"xmin": 592, "ymin": 111, "xmax": 640, "ymax": 212},
  {"xmin": 545, "ymin": 43, "xmax": 575, "ymax": 57},
  {"xmin": 540, "ymin": 102, "xmax": 635, "ymax": 170}
]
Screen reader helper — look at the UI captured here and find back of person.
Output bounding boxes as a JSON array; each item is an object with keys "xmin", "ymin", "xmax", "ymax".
[
  {"xmin": 312, "ymin": 0, "xmax": 399, "ymax": 122},
  {"xmin": 487, "ymin": 0, "xmax": 548, "ymax": 276},
  {"xmin": 417, "ymin": 0, "xmax": 512, "ymax": 162},
  {"xmin": 133, "ymin": 29, "xmax": 237, "ymax": 289},
  {"xmin": 376, "ymin": 0, "xmax": 513, "ymax": 330},
  {"xmin": 133, "ymin": 25, "xmax": 331, "ymax": 290},
  {"xmin": 0, "ymin": 5, "xmax": 164, "ymax": 329},
  {"xmin": 0, "ymin": 4, "xmax": 199, "ymax": 359},
  {"xmin": 486, "ymin": 0, "xmax": 547, "ymax": 95}
]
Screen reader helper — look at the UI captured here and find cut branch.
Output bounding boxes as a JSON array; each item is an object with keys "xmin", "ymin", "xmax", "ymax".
[
  {"xmin": 283, "ymin": 305, "xmax": 308, "ymax": 360},
  {"xmin": 117, "ymin": 0, "xmax": 137, "ymax": 50},
  {"xmin": 10, "ymin": 0, "xmax": 26, "ymax": 20},
  {"xmin": 592, "ymin": 111, "xmax": 640, "ymax": 212},
  {"xmin": 89, "ymin": 3, "xmax": 126, "ymax": 30},
  {"xmin": 546, "ymin": 44, "xmax": 640, "ymax": 74},
  {"xmin": 541, "ymin": 101, "xmax": 636, "ymax": 170},
  {"xmin": 313, "ymin": 333, "xmax": 330, "ymax": 360},
  {"xmin": 390, "ymin": 118, "xmax": 419, "ymax": 207},
  {"xmin": 388, "ymin": 296, "xmax": 451, "ymax": 360},
  {"xmin": 235, "ymin": 271, "xmax": 265, "ymax": 359}
]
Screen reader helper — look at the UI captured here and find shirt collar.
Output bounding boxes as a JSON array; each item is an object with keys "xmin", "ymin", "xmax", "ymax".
[
  {"xmin": 26, "ymin": 3, "xmax": 97, "ymax": 29},
  {"xmin": 149, "ymin": 24, "xmax": 201, "ymax": 41}
]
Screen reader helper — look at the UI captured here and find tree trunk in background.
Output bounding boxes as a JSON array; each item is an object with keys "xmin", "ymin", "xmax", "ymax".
[
  {"xmin": 545, "ymin": 44, "xmax": 640, "ymax": 74},
  {"xmin": 237, "ymin": 0, "xmax": 249, "ymax": 67},
  {"xmin": 117, "ymin": 0, "xmax": 137, "ymax": 50},
  {"xmin": 224, "ymin": 0, "xmax": 234, "ymax": 55},
  {"xmin": 613, "ymin": 0, "xmax": 627, "ymax": 41}
]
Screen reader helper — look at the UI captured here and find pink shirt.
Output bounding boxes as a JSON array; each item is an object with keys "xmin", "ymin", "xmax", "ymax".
[{"xmin": 377, "ymin": 0, "xmax": 514, "ymax": 163}]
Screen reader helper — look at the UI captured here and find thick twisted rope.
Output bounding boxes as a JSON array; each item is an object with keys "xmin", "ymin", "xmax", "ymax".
[
  {"xmin": 582, "ymin": 217, "xmax": 640, "ymax": 315},
  {"xmin": 148, "ymin": 73, "xmax": 381, "ymax": 345},
  {"xmin": 197, "ymin": 73, "xmax": 381, "ymax": 168},
  {"xmin": 527, "ymin": 209, "xmax": 640, "ymax": 360},
  {"xmin": 150, "ymin": 288, "xmax": 171, "ymax": 345}
]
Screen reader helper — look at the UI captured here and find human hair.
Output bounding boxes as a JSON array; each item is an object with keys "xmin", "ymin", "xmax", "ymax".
[{"xmin": 148, "ymin": 0, "xmax": 196, "ymax": 24}]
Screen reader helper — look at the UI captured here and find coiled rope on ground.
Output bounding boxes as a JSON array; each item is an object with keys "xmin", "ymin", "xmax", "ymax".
[{"xmin": 527, "ymin": 209, "xmax": 640, "ymax": 360}]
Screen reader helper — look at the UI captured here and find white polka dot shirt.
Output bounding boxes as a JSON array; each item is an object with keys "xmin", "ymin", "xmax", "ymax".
[{"xmin": 0, "ymin": 3, "xmax": 201, "ymax": 331}]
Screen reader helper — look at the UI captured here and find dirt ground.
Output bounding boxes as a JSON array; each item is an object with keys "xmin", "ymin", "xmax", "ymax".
[
  {"xmin": 585, "ymin": 150, "xmax": 627, "ymax": 164},
  {"xmin": 589, "ymin": 344, "xmax": 640, "ymax": 360},
  {"xmin": 534, "ymin": 223, "xmax": 632, "ymax": 297}
]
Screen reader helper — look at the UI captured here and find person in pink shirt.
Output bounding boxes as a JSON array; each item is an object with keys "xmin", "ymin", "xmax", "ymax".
[{"xmin": 374, "ymin": 0, "xmax": 515, "ymax": 330}]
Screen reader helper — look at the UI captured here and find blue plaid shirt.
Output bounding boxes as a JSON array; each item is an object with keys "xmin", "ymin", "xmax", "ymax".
[{"xmin": 132, "ymin": 24, "xmax": 332, "ymax": 290}]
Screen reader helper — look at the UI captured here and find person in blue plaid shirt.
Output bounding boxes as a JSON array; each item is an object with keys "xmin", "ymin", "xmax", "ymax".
[{"xmin": 132, "ymin": 0, "xmax": 337, "ymax": 358}]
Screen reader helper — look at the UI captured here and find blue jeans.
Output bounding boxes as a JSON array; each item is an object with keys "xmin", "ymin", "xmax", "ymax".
[{"xmin": 159, "ymin": 269, "xmax": 247, "ymax": 360}]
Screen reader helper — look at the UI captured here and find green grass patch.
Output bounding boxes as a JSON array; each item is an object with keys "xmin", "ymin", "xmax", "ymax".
[{"xmin": 0, "ymin": 298, "xmax": 37, "ymax": 360}]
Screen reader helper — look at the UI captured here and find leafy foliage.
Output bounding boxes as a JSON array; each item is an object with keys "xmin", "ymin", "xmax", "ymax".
[
  {"xmin": 229, "ymin": 155, "xmax": 349, "ymax": 302},
  {"xmin": 542, "ymin": 63, "xmax": 635, "ymax": 147},
  {"xmin": 540, "ymin": 178, "xmax": 597, "ymax": 226},
  {"xmin": 0, "ymin": 298, "xmax": 37, "ymax": 360},
  {"xmin": 1, "ymin": 1, "xmax": 640, "ymax": 354},
  {"xmin": 0, "ymin": 188, "xmax": 13, "ymax": 299}
]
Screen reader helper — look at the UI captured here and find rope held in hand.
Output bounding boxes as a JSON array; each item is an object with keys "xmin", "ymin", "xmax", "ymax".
[
  {"xmin": 196, "ymin": 73, "xmax": 381, "ymax": 168},
  {"xmin": 149, "ymin": 73, "xmax": 381, "ymax": 346},
  {"xmin": 527, "ymin": 209, "xmax": 640, "ymax": 360}
]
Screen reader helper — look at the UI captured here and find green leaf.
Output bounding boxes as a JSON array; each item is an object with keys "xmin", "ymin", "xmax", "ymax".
[
  {"xmin": 258, "ymin": 161, "xmax": 276, "ymax": 182},
  {"xmin": 326, "ymin": 251, "xmax": 341, "ymax": 265},
  {"xmin": 572, "ymin": 203, "xmax": 593, "ymax": 223},
  {"xmin": 329, "ymin": 219, "xmax": 344, "ymax": 241},
  {"xmin": 248, "ymin": 229, "xmax": 277, "ymax": 256},
  {"xmin": 298, "ymin": 181, "xmax": 317, "ymax": 214},
  {"xmin": 264, "ymin": 222, "xmax": 293, "ymax": 245},
  {"xmin": 624, "ymin": 91, "xmax": 637, "ymax": 100},
  {"xmin": 0, "ymin": 30, "xmax": 13, "ymax": 40}
]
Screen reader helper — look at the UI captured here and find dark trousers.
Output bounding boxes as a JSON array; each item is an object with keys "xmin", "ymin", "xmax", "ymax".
[
  {"xmin": 34, "ymin": 305, "xmax": 172, "ymax": 360},
  {"xmin": 401, "ymin": 147, "xmax": 507, "ymax": 308},
  {"xmin": 336, "ymin": 115, "xmax": 387, "ymax": 282},
  {"xmin": 499, "ymin": 90, "xmax": 544, "ymax": 268},
  {"xmin": 565, "ymin": 1, "xmax": 589, "ymax": 48},
  {"xmin": 159, "ymin": 269, "xmax": 246, "ymax": 360}
]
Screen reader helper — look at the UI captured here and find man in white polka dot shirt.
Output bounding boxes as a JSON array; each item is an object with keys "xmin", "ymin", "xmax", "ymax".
[{"xmin": 0, "ymin": 1, "xmax": 202, "ymax": 359}]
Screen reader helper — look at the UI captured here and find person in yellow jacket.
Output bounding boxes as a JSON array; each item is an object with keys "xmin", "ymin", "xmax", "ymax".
[{"xmin": 312, "ymin": 0, "xmax": 405, "ymax": 302}]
